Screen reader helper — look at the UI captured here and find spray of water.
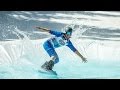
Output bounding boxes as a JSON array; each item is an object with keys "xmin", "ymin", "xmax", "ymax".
[
  {"xmin": 0, "ymin": 25, "xmax": 45, "ymax": 68},
  {"xmin": 61, "ymin": 18, "xmax": 97, "ymax": 58}
]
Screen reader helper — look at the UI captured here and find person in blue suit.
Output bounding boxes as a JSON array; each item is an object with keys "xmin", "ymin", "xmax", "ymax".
[{"xmin": 36, "ymin": 26, "xmax": 87, "ymax": 71}]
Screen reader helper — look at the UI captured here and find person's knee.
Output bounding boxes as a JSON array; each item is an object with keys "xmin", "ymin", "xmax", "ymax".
[{"xmin": 43, "ymin": 43, "xmax": 47, "ymax": 50}]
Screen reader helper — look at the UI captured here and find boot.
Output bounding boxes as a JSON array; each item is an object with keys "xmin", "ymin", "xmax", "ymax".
[
  {"xmin": 41, "ymin": 61, "xmax": 49, "ymax": 70},
  {"xmin": 47, "ymin": 60, "xmax": 54, "ymax": 70},
  {"xmin": 41, "ymin": 60, "xmax": 54, "ymax": 71}
]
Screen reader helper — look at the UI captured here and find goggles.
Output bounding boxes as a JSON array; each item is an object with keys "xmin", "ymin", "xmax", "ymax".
[{"xmin": 66, "ymin": 32, "xmax": 72, "ymax": 36}]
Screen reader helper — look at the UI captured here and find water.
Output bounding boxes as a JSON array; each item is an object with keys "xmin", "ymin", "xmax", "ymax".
[{"xmin": 0, "ymin": 11, "xmax": 120, "ymax": 79}]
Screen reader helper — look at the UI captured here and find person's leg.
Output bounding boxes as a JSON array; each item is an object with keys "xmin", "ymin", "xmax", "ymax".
[
  {"xmin": 42, "ymin": 41, "xmax": 59, "ymax": 70},
  {"xmin": 43, "ymin": 41, "xmax": 59, "ymax": 63},
  {"xmin": 46, "ymin": 49, "xmax": 59, "ymax": 64}
]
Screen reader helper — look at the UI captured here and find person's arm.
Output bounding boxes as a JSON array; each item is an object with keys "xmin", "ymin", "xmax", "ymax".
[
  {"xmin": 67, "ymin": 40, "xmax": 87, "ymax": 63},
  {"xmin": 36, "ymin": 26, "xmax": 62, "ymax": 36},
  {"xmin": 74, "ymin": 50, "xmax": 87, "ymax": 63},
  {"xmin": 36, "ymin": 26, "xmax": 50, "ymax": 33}
]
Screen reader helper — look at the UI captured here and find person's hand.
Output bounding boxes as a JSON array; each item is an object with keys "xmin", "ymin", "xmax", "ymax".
[
  {"xmin": 36, "ymin": 27, "xmax": 40, "ymax": 29},
  {"xmin": 82, "ymin": 57, "xmax": 87, "ymax": 63}
]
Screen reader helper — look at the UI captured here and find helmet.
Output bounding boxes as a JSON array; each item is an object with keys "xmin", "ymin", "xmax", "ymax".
[{"xmin": 65, "ymin": 27, "xmax": 73, "ymax": 36}]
